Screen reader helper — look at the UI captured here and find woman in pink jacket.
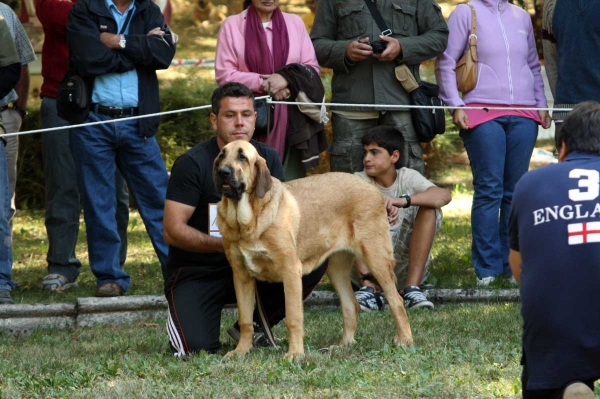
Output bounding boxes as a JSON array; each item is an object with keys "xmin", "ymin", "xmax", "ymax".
[
  {"xmin": 435, "ymin": 0, "xmax": 551, "ymax": 286},
  {"xmin": 215, "ymin": 0, "xmax": 320, "ymax": 180}
]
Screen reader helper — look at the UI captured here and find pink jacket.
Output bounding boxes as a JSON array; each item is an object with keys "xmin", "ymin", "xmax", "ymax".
[
  {"xmin": 215, "ymin": 9, "xmax": 319, "ymax": 92},
  {"xmin": 435, "ymin": 0, "xmax": 547, "ymax": 108}
]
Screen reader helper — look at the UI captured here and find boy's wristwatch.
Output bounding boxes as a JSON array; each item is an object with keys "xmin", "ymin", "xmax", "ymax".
[{"xmin": 400, "ymin": 194, "xmax": 411, "ymax": 208}]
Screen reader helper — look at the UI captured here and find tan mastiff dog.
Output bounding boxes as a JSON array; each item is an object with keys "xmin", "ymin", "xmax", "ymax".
[{"xmin": 213, "ymin": 140, "xmax": 413, "ymax": 359}]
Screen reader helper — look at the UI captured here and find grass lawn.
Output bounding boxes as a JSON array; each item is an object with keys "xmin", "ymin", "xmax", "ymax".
[{"xmin": 1, "ymin": 303, "xmax": 525, "ymax": 398}]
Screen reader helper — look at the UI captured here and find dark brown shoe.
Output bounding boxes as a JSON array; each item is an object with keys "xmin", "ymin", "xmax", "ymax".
[{"xmin": 96, "ymin": 282, "xmax": 125, "ymax": 297}]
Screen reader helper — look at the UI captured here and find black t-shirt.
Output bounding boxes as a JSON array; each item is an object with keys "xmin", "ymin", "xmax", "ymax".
[{"xmin": 165, "ymin": 137, "xmax": 284, "ymax": 278}]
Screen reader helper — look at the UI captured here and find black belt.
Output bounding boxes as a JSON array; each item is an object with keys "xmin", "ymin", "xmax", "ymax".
[
  {"xmin": 91, "ymin": 104, "xmax": 139, "ymax": 117},
  {"xmin": 0, "ymin": 105, "xmax": 8, "ymax": 112}
]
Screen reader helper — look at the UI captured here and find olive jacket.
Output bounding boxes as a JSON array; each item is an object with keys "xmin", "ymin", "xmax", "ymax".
[{"xmin": 310, "ymin": 0, "xmax": 448, "ymax": 111}]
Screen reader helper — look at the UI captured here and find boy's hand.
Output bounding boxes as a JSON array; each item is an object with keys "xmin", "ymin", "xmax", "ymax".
[{"xmin": 384, "ymin": 196, "xmax": 399, "ymax": 225}]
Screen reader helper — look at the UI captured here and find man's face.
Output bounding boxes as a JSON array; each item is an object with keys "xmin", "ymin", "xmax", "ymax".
[
  {"xmin": 305, "ymin": 0, "xmax": 317, "ymax": 13},
  {"xmin": 362, "ymin": 143, "xmax": 398, "ymax": 177},
  {"xmin": 211, "ymin": 96, "xmax": 257, "ymax": 149}
]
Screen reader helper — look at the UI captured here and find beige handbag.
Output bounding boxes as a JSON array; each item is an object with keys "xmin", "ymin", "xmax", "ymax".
[{"xmin": 455, "ymin": 3, "xmax": 478, "ymax": 93}]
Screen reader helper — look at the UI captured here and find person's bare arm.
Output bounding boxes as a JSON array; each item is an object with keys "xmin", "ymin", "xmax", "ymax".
[
  {"xmin": 508, "ymin": 250, "xmax": 522, "ymax": 283},
  {"xmin": 14, "ymin": 65, "xmax": 29, "ymax": 112},
  {"xmin": 391, "ymin": 186, "xmax": 452, "ymax": 209},
  {"xmin": 163, "ymin": 200, "xmax": 224, "ymax": 253}
]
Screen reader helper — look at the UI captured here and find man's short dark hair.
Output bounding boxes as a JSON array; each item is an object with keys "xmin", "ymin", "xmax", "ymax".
[
  {"xmin": 211, "ymin": 82, "xmax": 255, "ymax": 115},
  {"xmin": 361, "ymin": 126, "xmax": 405, "ymax": 156},
  {"xmin": 558, "ymin": 101, "xmax": 600, "ymax": 155}
]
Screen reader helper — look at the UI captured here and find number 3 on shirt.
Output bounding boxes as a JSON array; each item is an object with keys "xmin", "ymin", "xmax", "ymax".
[{"xmin": 569, "ymin": 169, "xmax": 600, "ymax": 201}]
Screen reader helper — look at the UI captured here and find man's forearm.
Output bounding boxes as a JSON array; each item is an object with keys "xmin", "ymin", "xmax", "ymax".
[
  {"xmin": 164, "ymin": 223, "xmax": 224, "ymax": 253},
  {"xmin": 14, "ymin": 65, "xmax": 29, "ymax": 111}
]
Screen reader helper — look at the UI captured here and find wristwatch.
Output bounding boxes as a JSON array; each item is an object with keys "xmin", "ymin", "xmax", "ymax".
[
  {"xmin": 400, "ymin": 194, "xmax": 411, "ymax": 208},
  {"xmin": 118, "ymin": 34, "xmax": 126, "ymax": 49},
  {"xmin": 10, "ymin": 104, "xmax": 27, "ymax": 118}
]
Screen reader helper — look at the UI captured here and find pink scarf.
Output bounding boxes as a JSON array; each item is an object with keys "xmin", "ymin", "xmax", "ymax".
[{"xmin": 244, "ymin": 5, "xmax": 290, "ymax": 160}]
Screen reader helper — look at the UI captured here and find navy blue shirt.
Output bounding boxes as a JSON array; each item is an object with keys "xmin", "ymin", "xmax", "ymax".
[
  {"xmin": 509, "ymin": 151, "xmax": 600, "ymax": 390},
  {"xmin": 165, "ymin": 137, "xmax": 284, "ymax": 277},
  {"xmin": 553, "ymin": 0, "xmax": 600, "ymax": 104}
]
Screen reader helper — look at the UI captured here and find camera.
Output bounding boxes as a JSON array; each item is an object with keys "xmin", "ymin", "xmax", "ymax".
[{"xmin": 368, "ymin": 40, "xmax": 387, "ymax": 55}]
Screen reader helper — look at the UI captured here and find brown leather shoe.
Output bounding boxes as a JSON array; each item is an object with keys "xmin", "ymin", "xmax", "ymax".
[{"xmin": 96, "ymin": 282, "xmax": 125, "ymax": 297}]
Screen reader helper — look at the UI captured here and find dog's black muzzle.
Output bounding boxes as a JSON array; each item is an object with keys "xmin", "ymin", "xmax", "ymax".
[{"xmin": 215, "ymin": 166, "xmax": 246, "ymax": 200}]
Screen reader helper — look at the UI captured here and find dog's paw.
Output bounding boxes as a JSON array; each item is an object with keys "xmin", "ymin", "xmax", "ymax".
[
  {"xmin": 284, "ymin": 350, "xmax": 305, "ymax": 360},
  {"xmin": 338, "ymin": 338, "xmax": 357, "ymax": 346},
  {"xmin": 392, "ymin": 335, "xmax": 414, "ymax": 347},
  {"xmin": 224, "ymin": 347, "xmax": 251, "ymax": 359}
]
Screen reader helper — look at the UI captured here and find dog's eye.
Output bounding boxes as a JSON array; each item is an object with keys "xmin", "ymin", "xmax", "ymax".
[{"xmin": 238, "ymin": 153, "xmax": 247, "ymax": 162}]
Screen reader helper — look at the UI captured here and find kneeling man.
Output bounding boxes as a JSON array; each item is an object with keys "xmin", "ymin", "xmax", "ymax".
[{"xmin": 509, "ymin": 102, "xmax": 600, "ymax": 399}]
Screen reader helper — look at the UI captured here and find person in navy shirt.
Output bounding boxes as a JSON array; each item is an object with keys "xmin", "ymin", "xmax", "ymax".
[{"xmin": 509, "ymin": 102, "xmax": 600, "ymax": 399}]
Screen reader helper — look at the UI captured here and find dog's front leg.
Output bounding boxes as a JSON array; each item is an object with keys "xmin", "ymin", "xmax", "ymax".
[
  {"xmin": 225, "ymin": 262, "xmax": 256, "ymax": 358},
  {"xmin": 281, "ymin": 263, "xmax": 305, "ymax": 360}
]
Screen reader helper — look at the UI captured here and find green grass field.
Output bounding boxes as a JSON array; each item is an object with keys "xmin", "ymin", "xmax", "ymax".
[{"xmin": 1, "ymin": 304, "xmax": 524, "ymax": 398}]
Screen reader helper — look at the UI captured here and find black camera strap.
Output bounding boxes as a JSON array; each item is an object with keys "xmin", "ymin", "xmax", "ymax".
[{"xmin": 363, "ymin": 0, "xmax": 392, "ymax": 37}]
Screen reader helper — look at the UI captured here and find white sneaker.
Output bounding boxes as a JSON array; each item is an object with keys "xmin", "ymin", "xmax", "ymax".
[
  {"xmin": 477, "ymin": 276, "xmax": 496, "ymax": 286},
  {"xmin": 508, "ymin": 276, "xmax": 518, "ymax": 286}
]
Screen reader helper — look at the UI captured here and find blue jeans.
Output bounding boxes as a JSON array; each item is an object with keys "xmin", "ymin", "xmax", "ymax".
[
  {"xmin": 41, "ymin": 97, "xmax": 130, "ymax": 282},
  {"xmin": 0, "ymin": 141, "xmax": 14, "ymax": 291},
  {"xmin": 70, "ymin": 112, "xmax": 169, "ymax": 291},
  {"xmin": 460, "ymin": 116, "xmax": 537, "ymax": 278}
]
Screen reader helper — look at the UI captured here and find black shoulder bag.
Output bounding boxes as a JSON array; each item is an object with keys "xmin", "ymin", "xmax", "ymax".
[{"xmin": 362, "ymin": 0, "xmax": 445, "ymax": 142}]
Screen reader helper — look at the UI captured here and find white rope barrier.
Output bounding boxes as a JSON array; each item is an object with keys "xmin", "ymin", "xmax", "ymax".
[
  {"xmin": 170, "ymin": 58, "xmax": 215, "ymax": 68},
  {"xmin": 4, "ymin": 97, "xmax": 573, "ymax": 139},
  {"xmin": 1, "ymin": 96, "xmax": 268, "ymax": 138}
]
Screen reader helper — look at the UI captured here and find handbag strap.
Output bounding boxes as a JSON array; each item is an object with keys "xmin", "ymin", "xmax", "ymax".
[
  {"xmin": 466, "ymin": 3, "xmax": 477, "ymax": 58},
  {"xmin": 363, "ymin": 0, "xmax": 392, "ymax": 37}
]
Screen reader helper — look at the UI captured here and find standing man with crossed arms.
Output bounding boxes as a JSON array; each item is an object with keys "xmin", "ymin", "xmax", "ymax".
[{"xmin": 62, "ymin": 0, "xmax": 176, "ymax": 296}]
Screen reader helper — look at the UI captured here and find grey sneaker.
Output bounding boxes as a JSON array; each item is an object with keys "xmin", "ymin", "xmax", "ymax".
[
  {"xmin": 403, "ymin": 286, "xmax": 434, "ymax": 309},
  {"xmin": 355, "ymin": 286, "xmax": 385, "ymax": 311},
  {"xmin": 477, "ymin": 276, "xmax": 496, "ymax": 286},
  {"xmin": 41, "ymin": 273, "xmax": 78, "ymax": 291},
  {"xmin": 227, "ymin": 322, "xmax": 273, "ymax": 347},
  {"xmin": 0, "ymin": 289, "xmax": 14, "ymax": 305}
]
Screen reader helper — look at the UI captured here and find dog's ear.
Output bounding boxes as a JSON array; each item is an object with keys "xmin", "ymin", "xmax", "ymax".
[
  {"xmin": 254, "ymin": 157, "xmax": 272, "ymax": 198},
  {"xmin": 213, "ymin": 154, "xmax": 222, "ymax": 195}
]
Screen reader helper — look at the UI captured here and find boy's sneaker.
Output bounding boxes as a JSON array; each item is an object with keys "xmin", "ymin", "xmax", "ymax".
[
  {"xmin": 403, "ymin": 286, "xmax": 434, "ymax": 309},
  {"xmin": 227, "ymin": 322, "xmax": 273, "ymax": 348},
  {"xmin": 419, "ymin": 281, "xmax": 435, "ymax": 291},
  {"xmin": 355, "ymin": 286, "xmax": 385, "ymax": 311},
  {"xmin": 0, "ymin": 289, "xmax": 14, "ymax": 305}
]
